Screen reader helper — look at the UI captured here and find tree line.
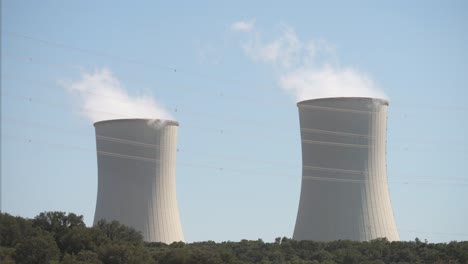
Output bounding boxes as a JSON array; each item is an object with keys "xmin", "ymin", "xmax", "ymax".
[{"xmin": 0, "ymin": 212, "xmax": 467, "ymax": 264}]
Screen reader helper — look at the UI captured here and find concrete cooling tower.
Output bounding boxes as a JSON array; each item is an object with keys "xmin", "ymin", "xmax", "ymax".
[
  {"xmin": 93, "ymin": 119, "xmax": 184, "ymax": 243},
  {"xmin": 293, "ymin": 97, "xmax": 399, "ymax": 242}
]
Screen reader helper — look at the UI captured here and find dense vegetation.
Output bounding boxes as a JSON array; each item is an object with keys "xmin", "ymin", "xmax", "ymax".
[{"xmin": 0, "ymin": 212, "xmax": 467, "ymax": 264}]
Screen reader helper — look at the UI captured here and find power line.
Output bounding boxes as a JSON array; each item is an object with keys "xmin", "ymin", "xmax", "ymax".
[
  {"xmin": 2, "ymin": 116, "xmax": 300, "ymax": 169},
  {"xmin": 3, "ymin": 78, "xmax": 467, "ymax": 153},
  {"xmin": 3, "ymin": 32, "xmax": 468, "ymax": 113},
  {"xmin": 3, "ymin": 111, "xmax": 468, "ymax": 176},
  {"xmin": 2, "ymin": 86, "xmax": 467, "ymax": 156},
  {"xmin": 1, "ymin": 30, "xmax": 255, "ymax": 91},
  {"xmin": 3, "ymin": 32, "xmax": 468, "ymax": 179},
  {"xmin": 1, "ymin": 56, "xmax": 221, "ymax": 101},
  {"xmin": 4, "ymin": 114, "xmax": 468, "ymax": 174},
  {"xmin": 2, "ymin": 135, "xmax": 468, "ymax": 237},
  {"xmin": 3, "ymin": 133, "xmax": 468, "ymax": 187},
  {"xmin": 5, "ymin": 68, "xmax": 468, "ymax": 115},
  {"xmin": 3, "ymin": 28, "xmax": 468, "ymax": 240},
  {"xmin": 1, "ymin": 79, "xmax": 285, "ymax": 129},
  {"xmin": 3, "ymin": 84, "xmax": 468, "ymax": 145},
  {"xmin": 2, "ymin": 131, "xmax": 298, "ymax": 175},
  {"xmin": 1, "ymin": 55, "xmax": 285, "ymax": 111},
  {"xmin": 0, "ymin": 89, "xmax": 310, "ymax": 149},
  {"xmin": 0, "ymin": 133, "xmax": 299, "ymax": 176},
  {"xmin": 2, "ymin": 30, "xmax": 176, "ymax": 72}
]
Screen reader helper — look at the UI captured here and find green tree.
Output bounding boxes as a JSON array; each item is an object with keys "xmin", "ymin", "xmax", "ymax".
[
  {"xmin": 95, "ymin": 219, "xmax": 143, "ymax": 245},
  {"xmin": 14, "ymin": 233, "xmax": 60, "ymax": 264},
  {"xmin": 33, "ymin": 211, "xmax": 86, "ymax": 253},
  {"xmin": 186, "ymin": 250, "xmax": 222, "ymax": 264},
  {"xmin": 99, "ymin": 244, "xmax": 153, "ymax": 264},
  {"xmin": 61, "ymin": 226, "xmax": 99, "ymax": 255},
  {"xmin": 33, "ymin": 212, "xmax": 85, "ymax": 233},
  {"xmin": 0, "ymin": 213, "xmax": 35, "ymax": 247},
  {"xmin": 61, "ymin": 251, "xmax": 102, "ymax": 264},
  {"xmin": 311, "ymin": 249, "xmax": 333, "ymax": 263},
  {"xmin": 159, "ymin": 248, "xmax": 189, "ymax": 264},
  {"xmin": 4, "ymin": 211, "xmax": 468, "ymax": 264},
  {"xmin": 76, "ymin": 250, "xmax": 102, "ymax": 264},
  {"xmin": 0, "ymin": 247, "xmax": 16, "ymax": 264}
]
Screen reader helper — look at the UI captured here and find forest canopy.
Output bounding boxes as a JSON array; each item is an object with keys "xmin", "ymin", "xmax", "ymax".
[{"xmin": 0, "ymin": 212, "xmax": 467, "ymax": 264}]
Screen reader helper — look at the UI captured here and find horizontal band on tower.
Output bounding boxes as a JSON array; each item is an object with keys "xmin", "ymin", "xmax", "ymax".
[
  {"xmin": 97, "ymin": 135, "xmax": 160, "ymax": 149},
  {"xmin": 303, "ymin": 165, "xmax": 368, "ymax": 175},
  {"xmin": 303, "ymin": 175, "xmax": 366, "ymax": 183},
  {"xmin": 302, "ymin": 139, "xmax": 371, "ymax": 148},
  {"xmin": 97, "ymin": 150, "xmax": 160, "ymax": 163},
  {"xmin": 301, "ymin": 128, "xmax": 372, "ymax": 138},
  {"xmin": 298, "ymin": 104, "xmax": 379, "ymax": 114}
]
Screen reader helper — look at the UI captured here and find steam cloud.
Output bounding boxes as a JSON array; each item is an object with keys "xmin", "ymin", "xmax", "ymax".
[
  {"xmin": 231, "ymin": 21, "xmax": 387, "ymax": 101},
  {"xmin": 231, "ymin": 19, "xmax": 256, "ymax": 32},
  {"xmin": 63, "ymin": 68, "xmax": 173, "ymax": 123}
]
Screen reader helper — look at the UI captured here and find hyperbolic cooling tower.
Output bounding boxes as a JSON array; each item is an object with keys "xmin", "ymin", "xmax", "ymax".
[
  {"xmin": 93, "ymin": 119, "xmax": 184, "ymax": 243},
  {"xmin": 293, "ymin": 97, "xmax": 399, "ymax": 241}
]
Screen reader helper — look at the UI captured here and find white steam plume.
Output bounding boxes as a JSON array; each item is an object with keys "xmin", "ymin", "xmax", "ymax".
[
  {"xmin": 231, "ymin": 21, "xmax": 387, "ymax": 102},
  {"xmin": 62, "ymin": 68, "xmax": 174, "ymax": 123},
  {"xmin": 231, "ymin": 19, "xmax": 256, "ymax": 32}
]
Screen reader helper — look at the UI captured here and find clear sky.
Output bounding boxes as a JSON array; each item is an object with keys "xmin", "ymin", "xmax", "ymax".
[{"xmin": 1, "ymin": 0, "xmax": 467, "ymax": 243}]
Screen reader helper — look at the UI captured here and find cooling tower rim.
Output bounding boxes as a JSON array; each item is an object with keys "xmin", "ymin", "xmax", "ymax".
[
  {"xmin": 93, "ymin": 118, "xmax": 179, "ymax": 127},
  {"xmin": 297, "ymin": 97, "xmax": 389, "ymax": 106}
]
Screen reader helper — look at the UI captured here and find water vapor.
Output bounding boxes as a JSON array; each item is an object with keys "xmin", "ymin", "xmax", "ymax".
[
  {"xmin": 231, "ymin": 21, "xmax": 387, "ymax": 102},
  {"xmin": 231, "ymin": 19, "xmax": 256, "ymax": 32},
  {"xmin": 62, "ymin": 68, "xmax": 174, "ymax": 123}
]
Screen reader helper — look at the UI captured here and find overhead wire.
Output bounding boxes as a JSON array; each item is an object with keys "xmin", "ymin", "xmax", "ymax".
[
  {"xmin": 1, "ymin": 31, "xmax": 268, "ymax": 102},
  {"xmin": 2, "ymin": 110, "xmax": 467, "ymax": 172},
  {"xmin": 1, "ymin": 74, "xmax": 288, "ymax": 128},
  {"xmin": 3, "ymin": 30, "xmax": 468, "ymax": 239},
  {"xmin": 2, "ymin": 132, "xmax": 468, "ymax": 186},
  {"xmin": 1, "ymin": 133, "xmax": 298, "ymax": 175},
  {"xmin": 2, "ymin": 81, "xmax": 468, "ymax": 155},
  {"xmin": 3, "ymin": 31, "xmax": 468, "ymax": 112},
  {"xmin": 2, "ymin": 115, "xmax": 300, "ymax": 169},
  {"xmin": 8, "ymin": 51, "xmax": 278, "ymax": 104},
  {"xmin": 2, "ymin": 90, "xmax": 467, "ymax": 175},
  {"xmin": 0, "ymin": 91, "xmax": 303, "ymax": 155},
  {"xmin": 1, "ymin": 54, "xmax": 219, "ymax": 101},
  {"xmin": 4, "ymin": 115, "xmax": 468, "ymax": 182},
  {"xmin": 3, "ymin": 79, "xmax": 466, "ymax": 146},
  {"xmin": 3, "ymin": 76, "xmax": 466, "ymax": 151},
  {"xmin": 2, "ymin": 30, "xmax": 177, "ymax": 72},
  {"xmin": 3, "ymin": 134, "xmax": 467, "ymax": 238},
  {"xmin": 2, "ymin": 32, "xmax": 468, "ymax": 175}
]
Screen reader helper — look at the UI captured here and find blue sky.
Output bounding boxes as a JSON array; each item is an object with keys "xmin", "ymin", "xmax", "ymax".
[{"xmin": 1, "ymin": 0, "xmax": 467, "ymax": 243}]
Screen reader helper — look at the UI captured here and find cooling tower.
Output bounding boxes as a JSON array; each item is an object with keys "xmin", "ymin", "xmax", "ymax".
[
  {"xmin": 93, "ymin": 119, "xmax": 184, "ymax": 243},
  {"xmin": 293, "ymin": 97, "xmax": 399, "ymax": 241}
]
